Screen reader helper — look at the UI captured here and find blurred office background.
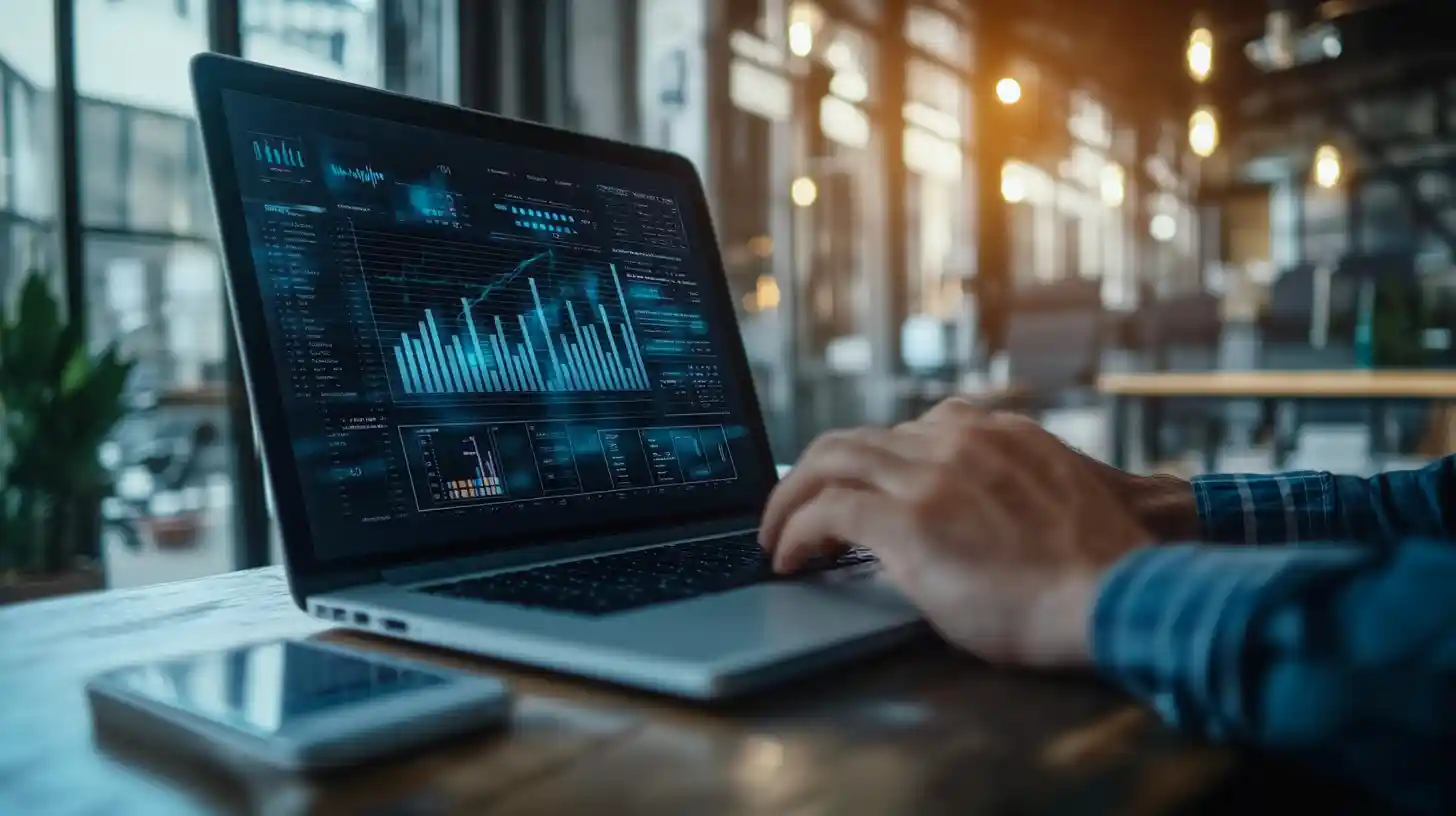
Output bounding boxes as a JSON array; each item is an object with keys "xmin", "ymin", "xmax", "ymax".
[{"xmin": 1, "ymin": 0, "xmax": 1453, "ymax": 595}]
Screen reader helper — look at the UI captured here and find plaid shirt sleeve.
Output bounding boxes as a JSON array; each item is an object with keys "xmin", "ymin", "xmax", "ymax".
[
  {"xmin": 1192, "ymin": 455, "xmax": 1456, "ymax": 545},
  {"xmin": 1093, "ymin": 457, "xmax": 1456, "ymax": 813}
]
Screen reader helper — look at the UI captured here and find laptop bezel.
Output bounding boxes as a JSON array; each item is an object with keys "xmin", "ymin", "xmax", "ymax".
[{"xmin": 190, "ymin": 54, "xmax": 780, "ymax": 602}]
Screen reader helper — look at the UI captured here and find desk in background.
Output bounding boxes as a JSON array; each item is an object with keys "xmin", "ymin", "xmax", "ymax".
[
  {"xmin": 1098, "ymin": 370, "xmax": 1456, "ymax": 471},
  {"xmin": 0, "ymin": 567, "xmax": 1364, "ymax": 815}
]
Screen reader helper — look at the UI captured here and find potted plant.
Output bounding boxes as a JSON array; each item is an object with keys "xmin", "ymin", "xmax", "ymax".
[{"xmin": 1, "ymin": 269, "xmax": 135, "ymax": 603}]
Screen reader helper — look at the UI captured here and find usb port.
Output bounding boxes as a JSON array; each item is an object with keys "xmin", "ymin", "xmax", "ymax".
[
  {"xmin": 330, "ymin": 608, "xmax": 346, "ymax": 622},
  {"xmin": 352, "ymin": 611, "xmax": 371, "ymax": 626},
  {"xmin": 381, "ymin": 618, "xmax": 408, "ymax": 633},
  {"xmin": 314, "ymin": 605, "xmax": 331, "ymax": 619}
]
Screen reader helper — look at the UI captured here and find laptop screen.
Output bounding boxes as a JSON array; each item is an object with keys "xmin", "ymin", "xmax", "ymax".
[{"xmin": 218, "ymin": 91, "xmax": 773, "ymax": 563}]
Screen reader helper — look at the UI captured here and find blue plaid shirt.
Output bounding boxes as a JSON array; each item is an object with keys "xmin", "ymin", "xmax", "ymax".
[{"xmin": 1092, "ymin": 455, "xmax": 1456, "ymax": 813}]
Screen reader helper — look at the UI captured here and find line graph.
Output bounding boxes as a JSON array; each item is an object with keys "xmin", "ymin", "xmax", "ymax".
[
  {"xmin": 329, "ymin": 163, "xmax": 386, "ymax": 186},
  {"xmin": 349, "ymin": 225, "xmax": 652, "ymax": 400}
]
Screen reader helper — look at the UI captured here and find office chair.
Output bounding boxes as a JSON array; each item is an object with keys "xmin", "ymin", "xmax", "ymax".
[
  {"xmin": 1135, "ymin": 292, "xmax": 1226, "ymax": 472},
  {"xmin": 1001, "ymin": 279, "xmax": 1107, "ymax": 414}
]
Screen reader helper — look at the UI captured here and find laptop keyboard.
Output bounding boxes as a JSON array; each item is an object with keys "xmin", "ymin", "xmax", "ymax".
[{"xmin": 415, "ymin": 533, "xmax": 877, "ymax": 616}]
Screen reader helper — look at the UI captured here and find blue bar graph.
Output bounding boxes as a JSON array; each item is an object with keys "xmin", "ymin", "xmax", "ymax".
[
  {"xmin": 252, "ymin": 138, "xmax": 304, "ymax": 168},
  {"xmin": 390, "ymin": 263, "xmax": 650, "ymax": 396}
]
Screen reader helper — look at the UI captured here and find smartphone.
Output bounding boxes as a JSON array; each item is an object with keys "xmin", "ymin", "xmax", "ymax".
[{"xmin": 87, "ymin": 639, "xmax": 511, "ymax": 773}]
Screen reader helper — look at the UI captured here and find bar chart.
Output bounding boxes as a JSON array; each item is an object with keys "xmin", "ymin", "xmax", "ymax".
[
  {"xmin": 371, "ymin": 257, "xmax": 648, "ymax": 400},
  {"xmin": 416, "ymin": 427, "xmax": 507, "ymax": 509},
  {"xmin": 249, "ymin": 133, "xmax": 307, "ymax": 182},
  {"xmin": 253, "ymin": 137, "xmax": 304, "ymax": 168},
  {"xmin": 390, "ymin": 285, "xmax": 648, "ymax": 396}
]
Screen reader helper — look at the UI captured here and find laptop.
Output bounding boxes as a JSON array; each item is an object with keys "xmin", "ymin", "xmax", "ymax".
[{"xmin": 190, "ymin": 54, "xmax": 922, "ymax": 699}]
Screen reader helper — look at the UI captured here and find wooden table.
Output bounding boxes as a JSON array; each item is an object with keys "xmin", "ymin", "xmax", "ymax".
[
  {"xmin": 1098, "ymin": 370, "xmax": 1456, "ymax": 470},
  {"xmin": 0, "ymin": 569, "xmax": 1349, "ymax": 815}
]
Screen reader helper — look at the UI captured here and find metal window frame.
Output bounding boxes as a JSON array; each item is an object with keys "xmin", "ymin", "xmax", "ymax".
[
  {"xmin": 45, "ymin": 0, "xmax": 479, "ymax": 575},
  {"xmin": 202, "ymin": 0, "xmax": 275, "ymax": 572},
  {"xmin": 0, "ymin": 67, "xmax": 13, "ymax": 212},
  {"xmin": 54, "ymin": 0, "xmax": 83, "ymax": 322}
]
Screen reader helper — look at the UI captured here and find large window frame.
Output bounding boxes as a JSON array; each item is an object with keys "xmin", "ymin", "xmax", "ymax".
[
  {"xmin": 27, "ymin": 0, "xmax": 463, "ymax": 573},
  {"xmin": 1, "ymin": 57, "xmax": 57, "ymax": 301}
]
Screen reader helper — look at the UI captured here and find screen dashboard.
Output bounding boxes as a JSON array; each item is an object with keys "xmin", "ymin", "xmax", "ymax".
[{"xmin": 220, "ymin": 91, "xmax": 771, "ymax": 563}]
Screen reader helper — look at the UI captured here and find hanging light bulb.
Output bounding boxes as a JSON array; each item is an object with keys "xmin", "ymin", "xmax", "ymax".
[
  {"xmin": 1187, "ymin": 27, "xmax": 1214, "ymax": 82},
  {"xmin": 1100, "ymin": 163, "xmax": 1126, "ymax": 207},
  {"xmin": 1150, "ymin": 213, "xmax": 1178, "ymax": 243},
  {"xmin": 1000, "ymin": 163, "xmax": 1027, "ymax": 203},
  {"xmin": 1313, "ymin": 144, "xmax": 1342, "ymax": 189},
  {"xmin": 791, "ymin": 175, "xmax": 818, "ymax": 207},
  {"xmin": 995, "ymin": 77, "xmax": 1022, "ymax": 105},
  {"xmin": 788, "ymin": 2, "xmax": 821, "ymax": 57},
  {"xmin": 1189, "ymin": 107, "xmax": 1219, "ymax": 157}
]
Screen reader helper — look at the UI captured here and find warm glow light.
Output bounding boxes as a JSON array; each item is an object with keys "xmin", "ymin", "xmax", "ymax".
[
  {"xmin": 788, "ymin": 21, "xmax": 814, "ymax": 56},
  {"xmin": 1099, "ymin": 163, "xmax": 1125, "ymax": 207},
  {"xmin": 1187, "ymin": 28, "xmax": 1214, "ymax": 82},
  {"xmin": 995, "ymin": 77, "xmax": 1022, "ymax": 105},
  {"xmin": 1313, "ymin": 144, "xmax": 1342, "ymax": 188},
  {"xmin": 791, "ymin": 175, "xmax": 818, "ymax": 207},
  {"xmin": 755, "ymin": 275, "xmax": 781, "ymax": 310},
  {"xmin": 787, "ymin": 2, "xmax": 820, "ymax": 57},
  {"xmin": 1189, "ymin": 107, "xmax": 1219, "ymax": 157},
  {"xmin": 828, "ymin": 70, "xmax": 868, "ymax": 103},
  {"xmin": 1000, "ymin": 163, "xmax": 1027, "ymax": 203},
  {"xmin": 1150, "ymin": 213, "xmax": 1177, "ymax": 242}
]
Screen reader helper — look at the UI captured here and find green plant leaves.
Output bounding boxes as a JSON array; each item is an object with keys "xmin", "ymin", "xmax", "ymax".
[
  {"xmin": 6, "ymin": 274, "xmax": 64, "ymax": 387},
  {"xmin": 0, "ymin": 269, "xmax": 135, "ymax": 574}
]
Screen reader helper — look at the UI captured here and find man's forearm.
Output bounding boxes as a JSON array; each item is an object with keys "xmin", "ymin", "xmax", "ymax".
[
  {"xmin": 1333, "ymin": 455, "xmax": 1455, "ymax": 542},
  {"xmin": 1171, "ymin": 454, "xmax": 1455, "ymax": 547},
  {"xmin": 1093, "ymin": 540, "xmax": 1456, "ymax": 814}
]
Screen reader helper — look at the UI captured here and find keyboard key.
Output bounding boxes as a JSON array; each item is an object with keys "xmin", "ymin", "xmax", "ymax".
[{"xmin": 416, "ymin": 534, "xmax": 876, "ymax": 615}]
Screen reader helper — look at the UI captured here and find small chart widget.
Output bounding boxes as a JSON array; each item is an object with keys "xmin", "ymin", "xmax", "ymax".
[
  {"xmin": 249, "ymin": 133, "xmax": 309, "ymax": 183},
  {"xmin": 328, "ymin": 162, "xmax": 387, "ymax": 187},
  {"xmin": 598, "ymin": 424, "xmax": 736, "ymax": 488},
  {"xmin": 597, "ymin": 185, "xmax": 687, "ymax": 252},
  {"xmin": 404, "ymin": 424, "xmax": 509, "ymax": 511},
  {"xmin": 398, "ymin": 182, "xmax": 469, "ymax": 230},
  {"xmin": 491, "ymin": 196, "xmax": 596, "ymax": 244}
]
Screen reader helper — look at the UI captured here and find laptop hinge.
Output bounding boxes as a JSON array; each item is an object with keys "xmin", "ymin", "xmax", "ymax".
[{"xmin": 379, "ymin": 515, "xmax": 759, "ymax": 586}]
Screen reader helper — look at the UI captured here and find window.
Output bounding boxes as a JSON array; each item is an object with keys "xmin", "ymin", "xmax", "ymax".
[
  {"xmin": 903, "ymin": 58, "xmax": 969, "ymax": 323},
  {"xmin": 6, "ymin": 69, "xmax": 57, "ymax": 221},
  {"xmin": 126, "ymin": 112, "xmax": 195, "ymax": 234},
  {"xmin": 5, "ymin": 0, "xmax": 482, "ymax": 588},
  {"xmin": 74, "ymin": 0, "xmax": 231, "ymax": 587},
  {"xmin": 0, "ymin": 1, "xmax": 58, "ymax": 303},
  {"xmin": 906, "ymin": 5, "xmax": 967, "ymax": 68},
  {"xmin": 0, "ymin": 78, "xmax": 11, "ymax": 214},
  {"xmin": 820, "ymin": 22, "xmax": 875, "ymax": 103},
  {"xmin": 243, "ymin": 0, "xmax": 381, "ymax": 86},
  {"xmin": 79, "ymin": 101, "xmax": 128, "ymax": 227}
]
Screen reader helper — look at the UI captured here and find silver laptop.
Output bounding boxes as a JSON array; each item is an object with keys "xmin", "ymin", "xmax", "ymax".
[{"xmin": 191, "ymin": 55, "xmax": 921, "ymax": 699}]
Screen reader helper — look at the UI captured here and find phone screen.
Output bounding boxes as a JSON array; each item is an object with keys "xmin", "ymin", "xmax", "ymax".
[{"xmin": 105, "ymin": 641, "xmax": 447, "ymax": 735}]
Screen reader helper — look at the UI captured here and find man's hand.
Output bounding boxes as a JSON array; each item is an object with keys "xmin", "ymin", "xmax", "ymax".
[
  {"xmin": 759, "ymin": 402, "xmax": 1152, "ymax": 668},
  {"xmin": 1076, "ymin": 456, "xmax": 1200, "ymax": 542}
]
